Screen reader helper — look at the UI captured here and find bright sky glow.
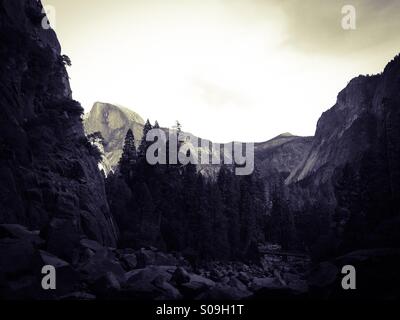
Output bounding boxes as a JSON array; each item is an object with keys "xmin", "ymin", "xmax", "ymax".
[{"xmin": 42, "ymin": 0, "xmax": 400, "ymax": 142}]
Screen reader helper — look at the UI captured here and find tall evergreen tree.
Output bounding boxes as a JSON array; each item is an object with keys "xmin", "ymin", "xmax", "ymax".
[
  {"xmin": 119, "ymin": 129, "xmax": 137, "ymax": 179},
  {"xmin": 139, "ymin": 119, "xmax": 153, "ymax": 158}
]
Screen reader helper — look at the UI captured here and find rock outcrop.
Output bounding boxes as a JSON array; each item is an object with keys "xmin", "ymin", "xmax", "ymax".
[
  {"xmin": 285, "ymin": 54, "xmax": 400, "ymax": 255},
  {"xmin": 0, "ymin": 0, "xmax": 117, "ymax": 261}
]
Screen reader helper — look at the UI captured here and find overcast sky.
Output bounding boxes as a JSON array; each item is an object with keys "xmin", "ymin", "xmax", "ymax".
[{"xmin": 42, "ymin": 0, "xmax": 400, "ymax": 142}]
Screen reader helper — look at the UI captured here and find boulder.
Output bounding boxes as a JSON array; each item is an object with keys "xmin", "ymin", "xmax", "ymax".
[
  {"xmin": 0, "ymin": 238, "xmax": 42, "ymax": 299},
  {"xmin": 179, "ymin": 274, "xmax": 215, "ymax": 298},
  {"xmin": 120, "ymin": 253, "xmax": 138, "ymax": 270},
  {"xmin": 308, "ymin": 262, "xmax": 339, "ymax": 288},
  {"xmin": 171, "ymin": 267, "xmax": 191, "ymax": 285},
  {"xmin": 91, "ymin": 272, "xmax": 121, "ymax": 297},
  {"xmin": 228, "ymin": 277, "xmax": 249, "ymax": 292},
  {"xmin": 46, "ymin": 218, "xmax": 80, "ymax": 263},
  {"xmin": 0, "ymin": 238, "xmax": 40, "ymax": 276},
  {"xmin": 152, "ymin": 275, "xmax": 182, "ymax": 300},
  {"xmin": 237, "ymin": 272, "xmax": 251, "ymax": 284},
  {"xmin": 136, "ymin": 249, "xmax": 178, "ymax": 268},
  {"xmin": 0, "ymin": 224, "xmax": 44, "ymax": 246},
  {"xmin": 78, "ymin": 246, "xmax": 125, "ymax": 285},
  {"xmin": 287, "ymin": 279, "xmax": 309, "ymax": 294},
  {"xmin": 249, "ymin": 277, "xmax": 282, "ymax": 291},
  {"xmin": 123, "ymin": 266, "xmax": 178, "ymax": 299},
  {"xmin": 80, "ymin": 238, "xmax": 104, "ymax": 252}
]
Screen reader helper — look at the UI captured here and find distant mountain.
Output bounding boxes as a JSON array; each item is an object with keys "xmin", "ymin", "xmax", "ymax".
[
  {"xmin": 84, "ymin": 102, "xmax": 145, "ymax": 173},
  {"xmin": 83, "ymin": 104, "xmax": 313, "ymax": 185},
  {"xmin": 255, "ymin": 133, "xmax": 313, "ymax": 180}
]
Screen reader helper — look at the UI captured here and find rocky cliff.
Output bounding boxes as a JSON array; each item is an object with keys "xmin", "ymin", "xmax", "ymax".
[
  {"xmin": 287, "ymin": 54, "xmax": 400, "ymax": 207},
  {"xmin": 285, "ymin": 54, "xmax": 400, "ymax": 255},
  {"xmin": 0, "ymin": 0, "xmax": 117, "ymax": 261}
]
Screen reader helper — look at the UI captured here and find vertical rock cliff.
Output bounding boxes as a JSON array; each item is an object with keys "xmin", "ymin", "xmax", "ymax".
[
  {"xmin": 286, "ymin": 54, "xmax": 400, "ymax": 253},
  {"xmin": 0, "ymin": 0, "xmax": 117, "ymax": 261}
]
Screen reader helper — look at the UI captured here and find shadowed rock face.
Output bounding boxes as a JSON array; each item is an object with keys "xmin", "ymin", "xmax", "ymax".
[
  {"xmin": 287, "ymin": 75, "xmax": 381, "ymax": 186},
  {"xmin": 254, "ymin": 134, "xmax": 314, "ymax": 208},
  {"xmin": 286, "ymin": 54, "xmax": 400, "ymax": 241},
  {"xmin": 84, "ymin": 102, "xmax": 145, "ymax": 172},
  {"xmin": 0, "ymin": 0, "xmax": 117, "ymax": 260},
  {"xmin": 286, "ymin": 56, "xmax": 400, "ymax": 198},
  {"xmin": 255, "ymin": 134, "xmax": 313, "ymax": 181}
]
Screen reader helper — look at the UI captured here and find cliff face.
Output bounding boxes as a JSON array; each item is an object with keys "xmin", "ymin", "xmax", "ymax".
[
  {"xmin": 287, "ymin": 55, "xmax": 400, "ymax": 195},
  {"xmin": 287, "ymin": 75, "xmax": 381, "ymax": 186},
  {"xmin": 286, "ymin": 54, "xmax": 400, "ymax": 251},
  {"xmin": 0, "ymin": 0, "xmax": 117, "ymax": 260}
]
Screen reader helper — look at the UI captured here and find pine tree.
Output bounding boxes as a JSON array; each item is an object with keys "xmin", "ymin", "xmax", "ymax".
[
  {"xmin": 217, "ymin": 166, "xmax": 241, "ymax": 258},
  {"xmin": 138, "ymin": 119, "xmax": 153, "ymax": 158},
  {"xmin": 119, "ymin": 129, "xmax": 137, "ymax": 178}
]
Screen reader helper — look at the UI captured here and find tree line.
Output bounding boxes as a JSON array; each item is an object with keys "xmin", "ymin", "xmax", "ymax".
[{"xmin": 105, "ymin": 121, "xmax": 268, "ymax": 262}]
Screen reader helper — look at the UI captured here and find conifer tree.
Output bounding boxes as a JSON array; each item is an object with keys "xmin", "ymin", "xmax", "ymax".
[
  {"xmin": 139, "ymin": 119, "xmax": 153, "ymax": 158},
  {"xmin": 119, "ymin": 129, "xmax": 137, "ymax": 178}
]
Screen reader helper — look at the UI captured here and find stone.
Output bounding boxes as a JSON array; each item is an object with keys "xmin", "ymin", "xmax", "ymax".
[
  {"xmin": 0, "ymin": 224, "xmax": 44, "ymax": 246},
  {"xmin": 238, "ymin": 272, "xmax": 251, "ymax": 284},
  {"xmin": 120, "ymin": 253, "xmax": 138, "ymax": 270},
  {"xmin": 288, "ymin": 279, "xmax": 309, "ymax": 294},
  {"xmin": 179, "ymin": 274, "xmax": 215, "ymax": 298},
  {"xmin": 123, "ymin": 266, "xmax": 178, "ymax": 299},
  {"xmin": 249, "ymin": 277, "xmax": 282, "ymax": 291},
  {"xmin": 79, "ymin": 246, "xmax": 125, "ymax": 284},
  {"xmin": 46, "ymin": 218, "xmax": 80, "ymax": 263},
  {"xmin": 136, "ymin": 249, "xmax": 178, "ymax": 268},
  {"xmin": 152, "ymin": 275, "xmax": 182, "ymax": 300},
  {"xmin": 308, "ymin": 262, "xmax": 339, "ymax": 288},
  {"xmin": 92, "ymin": 272, "xmax": 121, "ymax": 297},
  {"xmin": 171, "ymin": 267, "xmax": 191, "ymax": 285},
  {"xmin": 0, "ymin": 238, "xmax": 40, "ymax": 276}
]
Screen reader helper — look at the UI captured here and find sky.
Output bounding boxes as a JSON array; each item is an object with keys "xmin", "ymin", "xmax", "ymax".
[{"xmin": 41, "ymin": 0, "xmax": 400, "ymax": 142}]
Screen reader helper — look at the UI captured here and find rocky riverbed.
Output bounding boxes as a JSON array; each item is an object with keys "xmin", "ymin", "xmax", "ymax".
[
  {"xmin": 2, "ymin": 223, "xmax": 399, "ymax": 300},
  {"xmin": 0, "ymin": 223, "xmax": 312, "ymax": 300}
]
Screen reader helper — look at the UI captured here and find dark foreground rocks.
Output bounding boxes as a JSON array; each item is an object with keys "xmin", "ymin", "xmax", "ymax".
[
  {"xmin": 2, "ymin": 223, "xmax": 399, "ymax": 300},
  {"xmin": 0, "ymin": 224, "xmax": 312, "ymax": 300}
]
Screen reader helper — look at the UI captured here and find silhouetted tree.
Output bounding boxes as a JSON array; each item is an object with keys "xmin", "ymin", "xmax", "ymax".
[{"xmin": 119, "ymin": 129, "xmax": 137, "ymax": 179}]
